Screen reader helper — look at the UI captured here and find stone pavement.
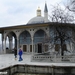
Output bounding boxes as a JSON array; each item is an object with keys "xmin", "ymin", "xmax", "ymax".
[{"xmin": 0, "ymin": 54, "xmax": 75, "ymax": 69}]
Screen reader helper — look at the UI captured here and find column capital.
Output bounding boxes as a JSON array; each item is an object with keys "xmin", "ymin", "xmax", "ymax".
[{"xmin": 17, "ymin": 36, "xmax": 19, "ymax": 40}]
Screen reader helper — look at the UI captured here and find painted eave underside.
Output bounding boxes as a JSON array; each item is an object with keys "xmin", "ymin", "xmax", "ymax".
[{"xmin": 0, "ymin": 22, "xmax": 75, "ymax": 33}]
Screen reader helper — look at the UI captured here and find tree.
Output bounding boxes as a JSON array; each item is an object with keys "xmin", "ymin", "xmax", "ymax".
[
  {"xmin": 49, "ymin": 5, "xmax": 75, "ymax": 56},
  {"xmin": 49, "ymin": 4, "xmax": 74, "ymax": 23},
  {"xmin": 43, "ymin": 25, "xmax": 72, "ymax": 57},
  {"xmin": 66, "ymin": 0, "xmax": 75, "ymax": 12},
  {"xmin": 54, "ymin": 26, "xmax": 71, "ymax": 56},
  {"xmin": 43, "ymin": 4, "xmax": 74, "ymax": 57}
]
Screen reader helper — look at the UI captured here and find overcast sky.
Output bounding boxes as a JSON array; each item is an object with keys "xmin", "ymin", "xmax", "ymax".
[
  {"xmin": 0, "ymin": 0, "xmax": 66, "ymax": 43},
  {"xmin": 0, "ymin": 0, "xmax": 66, "ymax": 27}
]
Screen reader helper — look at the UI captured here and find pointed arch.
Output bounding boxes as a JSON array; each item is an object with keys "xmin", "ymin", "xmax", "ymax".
[
  {"xmin": 5, "ymin": 31, "xmax": 17, "ymax": 53},
  {"xmin": 34, "ymin": 29, "xmax": 47, "ymax": 44},
  {"xmin": 19, "ymin": 30, "xmax": 31, "ymax": 44},
  {"xmin": 34, "ymin": 29, "xmax": 48, "ymax": 53},
  {"xmin": 6, "ymin": 31, "xmax": 17, "ymax": 39}
]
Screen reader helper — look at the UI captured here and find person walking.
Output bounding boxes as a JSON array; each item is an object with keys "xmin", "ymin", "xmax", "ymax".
[
  {"xmin": 14, "ymin": 47, "xmax": 17, "ymax": 60},
  {"xmin": 18, "ymin": 46, "xmax": 23, "ymax": 61}
]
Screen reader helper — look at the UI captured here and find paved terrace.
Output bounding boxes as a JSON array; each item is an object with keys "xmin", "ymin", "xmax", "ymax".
[{"xmin": 0, "ymin": 54, "xmax": 75, "ymax": 69}]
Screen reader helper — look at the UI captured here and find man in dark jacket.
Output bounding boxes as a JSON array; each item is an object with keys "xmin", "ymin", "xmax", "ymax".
[{"xmin": 14, "ymin": 48, "xmax": 17, "ymax": 60}]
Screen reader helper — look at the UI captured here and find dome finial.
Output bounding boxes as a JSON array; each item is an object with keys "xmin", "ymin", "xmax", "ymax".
[
  {"xmin": 38, "ymin": 6, "xmax": 40, "ymax": 10},
  {"xmin": 37, "ymin": 6, "xmax": 41, "ymax": 16}
]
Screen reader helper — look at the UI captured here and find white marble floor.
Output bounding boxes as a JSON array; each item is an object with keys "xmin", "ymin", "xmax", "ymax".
[{"xmin": 0, "ymin": 54, "xmax": 75, "ymax": 69}]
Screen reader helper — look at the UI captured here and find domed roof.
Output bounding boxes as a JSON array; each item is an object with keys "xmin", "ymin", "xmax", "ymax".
[
  {"xmin": 27, "ymin": 4, "xmax": 50, "ymax": 24},
  {"xmin": 27, "ymin": 16, "xmax": 45, "ymax": 24}
]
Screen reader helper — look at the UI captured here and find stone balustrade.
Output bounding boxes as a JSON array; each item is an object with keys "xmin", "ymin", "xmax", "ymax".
[{"xmin": 31, "ymin": 54, "xmax": 75, "ymax": 63}]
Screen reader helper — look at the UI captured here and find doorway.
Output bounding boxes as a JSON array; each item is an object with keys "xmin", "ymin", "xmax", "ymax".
[
  {"xmin": 23, "ymin": 45, "xmax": 27, "ymax": 52},
  {"xmin": 30, "ymin": 45, "xmax": 32, "ymax": 52},
  {"xmin": 38, "ymin": 43, "xmax": 42, "ymax": 53}
]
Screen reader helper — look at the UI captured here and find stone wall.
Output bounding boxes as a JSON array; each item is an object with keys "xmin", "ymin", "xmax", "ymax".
[{"xmin": 0, "ymin": 64, "xmax": 75, "ymax": 75}]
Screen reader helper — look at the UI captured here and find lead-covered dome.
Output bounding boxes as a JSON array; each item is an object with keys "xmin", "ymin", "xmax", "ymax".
[{"xmin": 27, "ymin": 16, "xmax": 45, "ymax": 24}]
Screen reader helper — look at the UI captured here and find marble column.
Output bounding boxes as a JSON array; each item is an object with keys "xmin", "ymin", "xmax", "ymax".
[
  {"xmin": 17, "ymin": 38, "xmax": 19, "ymax": 54},
  {"xmin": 3, "ymin": 37, "xmax": 6, "ymax": 54},
  {"xmin": 15, "ymin": 38, "xmax": 17, "ymax": 48},
  {"xmin": 1, "ymin": 34, "xmax": 3, "ymax": 54},
  {"xmin": 9, "ymin": 37, "xmax": 12, "ymax": 50},
  {"xmin": 31, "ymin": 37, "xmax": 34, "ymax": 55}
]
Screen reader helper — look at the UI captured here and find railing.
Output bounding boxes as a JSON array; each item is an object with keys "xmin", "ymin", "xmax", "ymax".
[{"xmin": 32, "ymin": 54, "xmax": 75, "ymax": 63}]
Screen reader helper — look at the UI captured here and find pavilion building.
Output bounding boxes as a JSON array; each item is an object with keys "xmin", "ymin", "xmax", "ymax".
[{"xmin": 0, "ymin": 3, "xmax": 75, "ymax": 57}]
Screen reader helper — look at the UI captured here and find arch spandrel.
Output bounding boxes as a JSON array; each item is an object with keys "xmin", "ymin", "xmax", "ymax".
[
  {"xmin": 18, "ymin": 29, "xmax": 31, "ymax": 39},
  {"xmin": 33, "ymin": 28, "xmax": 48, "ymax": 37},
  {"xmin": 5, "ymin": 31, "xmax": 17, "ymax": 39},
  {"xmin": 33, "ymin": 27, "xmax": 49, "ymax": 38}
]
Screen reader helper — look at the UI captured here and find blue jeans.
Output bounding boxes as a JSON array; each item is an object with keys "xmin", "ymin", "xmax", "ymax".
[{"xmin": 19, "ymin": 55, "xmax": 23, "ymax": 61}]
